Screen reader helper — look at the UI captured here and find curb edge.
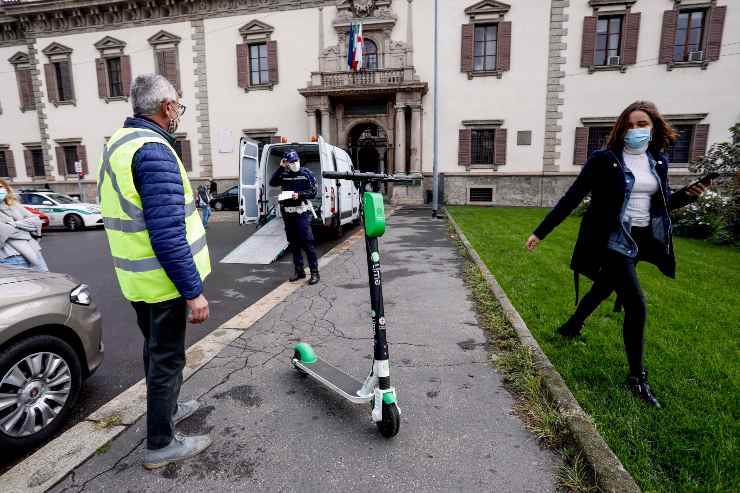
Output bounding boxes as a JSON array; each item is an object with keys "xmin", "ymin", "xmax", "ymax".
[{"xmin": 446, "ymin": 209, "xmax": 641, "ymax": 493}]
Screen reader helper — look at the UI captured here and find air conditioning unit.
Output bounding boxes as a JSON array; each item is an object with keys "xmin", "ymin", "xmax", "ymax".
[
  {"xmin": 607, "ymin": 55, "xmax": 621, "ymax": 66},
  {"xmin": 688, "ymin": 50, "xmax": 704, "ymax": 62}
]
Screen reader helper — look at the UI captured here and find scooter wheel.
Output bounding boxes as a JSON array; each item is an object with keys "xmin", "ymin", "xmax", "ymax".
[
  {"xmin": 376, "ymin": 402, "xmax": 400, "ymax": 438},
  {"xmin": 292, "ymin": 350, "xmax": 308, "ymax": 376}
]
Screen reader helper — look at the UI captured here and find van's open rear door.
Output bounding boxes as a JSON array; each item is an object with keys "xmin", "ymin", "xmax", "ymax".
[
  {"xmin": 239, "ymin": 137, "xmax": 260, "ymax": 225},
  {"xmin": 318, "ymin": 136, "xmax": 334, "ymax": 223}
]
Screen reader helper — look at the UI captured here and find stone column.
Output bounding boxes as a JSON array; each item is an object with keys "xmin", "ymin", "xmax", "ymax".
[
  {"xmin": 320, "ymin": 109, "xmax": 331, "ymax": 143},
  {"xmin": 307, "ymin": 111, "xmax": 317, "ymax": 139},
  {"xmin": 406, "ymin": 0, "xmax": 414, "ymax": 67},
  {"xmin": 394, "ymin": 104, "xmax": 406, "ymax": 174},
  {"xmin": 409, "ymin": 103, "xmax": 422, "ymax": 173}
]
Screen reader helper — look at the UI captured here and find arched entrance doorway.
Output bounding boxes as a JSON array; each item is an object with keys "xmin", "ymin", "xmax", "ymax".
[{"xmin": 347, "ymin": 123, "xmax": 389, "ymax": 175}]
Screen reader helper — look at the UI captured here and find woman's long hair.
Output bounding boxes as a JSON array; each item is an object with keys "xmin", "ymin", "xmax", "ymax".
[
  {"xmin": 0, "ymin": 178, "xmax": 17, "ymax": 206},
  {"xmin": 606, "ymin": 101, "xmax": 678, "ymax": 153}
]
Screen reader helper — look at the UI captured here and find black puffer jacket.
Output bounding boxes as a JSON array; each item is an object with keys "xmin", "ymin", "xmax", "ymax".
[{"xmin": 533, "ymin": 148, "xmax": 694, "ymax": 285}]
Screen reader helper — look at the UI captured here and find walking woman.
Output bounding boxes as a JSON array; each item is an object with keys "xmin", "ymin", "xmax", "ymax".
[
  {"xmin": 526, "ymin": 101, "xmax": 708, "ymax": 407},
  {"xmin": 0, "ymin": 178, "xmax": 48, "ymax": 271}
]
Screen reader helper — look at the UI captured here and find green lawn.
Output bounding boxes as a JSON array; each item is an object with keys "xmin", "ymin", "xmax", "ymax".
[{"xmin": 448, "ymin": 206, "xmax": 739, "ymax": 493}]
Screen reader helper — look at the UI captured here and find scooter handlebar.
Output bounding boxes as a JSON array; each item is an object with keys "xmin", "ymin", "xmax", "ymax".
[{"xmin": 322, "ymin": 171, "xmax": 422, "ymax": 184}]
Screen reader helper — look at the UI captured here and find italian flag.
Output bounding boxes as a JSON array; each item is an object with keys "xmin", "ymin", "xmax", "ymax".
[{"xmin": 347, "ymin": 23, "xmax": 363, "ymax": 71}]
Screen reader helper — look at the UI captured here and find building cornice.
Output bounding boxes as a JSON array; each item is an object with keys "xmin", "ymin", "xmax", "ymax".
[{"xmin": 0, "ymin": 0, "xmax": 337, "ymax": 47}]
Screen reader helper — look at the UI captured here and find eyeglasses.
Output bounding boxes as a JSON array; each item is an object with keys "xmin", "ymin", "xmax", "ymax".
[{"xmin": 168, "ymin": 101, "xmax": 186, "ymax": 118}]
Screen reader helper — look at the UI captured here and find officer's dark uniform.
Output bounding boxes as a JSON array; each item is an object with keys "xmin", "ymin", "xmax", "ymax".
[{"xmin": 269, "ymin": 160, "xmax": 319, "ymax": 283}]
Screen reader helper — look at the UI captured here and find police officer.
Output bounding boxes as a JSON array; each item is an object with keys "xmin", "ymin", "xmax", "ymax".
[{"xmin": 270, "ymin": 150, "xmax": 320, "ymax": 285}]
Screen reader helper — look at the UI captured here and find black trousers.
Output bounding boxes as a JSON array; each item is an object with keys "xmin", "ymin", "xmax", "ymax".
[
  {"xmin": 284, "ymin": 211, "xmax": 318, "ymax": 271},
  {"xmin": 132, "ymin": 297, "xmax": 187, "ymax": 450},
  {"xmin": 571, "ymin": 226, "xmax": 659, "ymax": 377}
]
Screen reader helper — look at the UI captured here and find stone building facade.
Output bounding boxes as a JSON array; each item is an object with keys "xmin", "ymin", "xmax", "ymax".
[{"xmin": 0, "ymin": 0, "xmax": 737, "ymax": 205}]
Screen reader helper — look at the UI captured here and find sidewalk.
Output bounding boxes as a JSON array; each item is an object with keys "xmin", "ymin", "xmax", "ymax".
[{"xmin": 50, "ymin": 209, "xmax": 559, "ymax": 492}]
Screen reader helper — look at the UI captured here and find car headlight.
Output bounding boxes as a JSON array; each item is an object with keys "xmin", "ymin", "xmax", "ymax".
[{"xmin": 70, "ymin": 284, "xmax": 92, "ymax": 306}]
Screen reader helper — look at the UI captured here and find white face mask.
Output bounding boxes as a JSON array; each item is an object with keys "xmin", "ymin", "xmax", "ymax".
[
  {"xmin": 288, "ymin": 161, "xmax": 300, "ymax": 173},
  {"xmin": 0, "ymin": 187, "xmax": 6, "ymax": 202},
  {"xmin": 166, "ymin": 101, "xmax": 182, "ymax": 134}
]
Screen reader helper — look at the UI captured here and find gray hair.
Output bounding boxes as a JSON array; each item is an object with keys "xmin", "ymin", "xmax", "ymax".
[{"xmin": 131, "ymin": 74, "xmax": 178, "ymax": 116}]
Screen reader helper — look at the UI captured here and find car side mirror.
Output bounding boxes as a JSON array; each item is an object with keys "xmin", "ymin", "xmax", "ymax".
[
  {"xmin": 42, "ymin": 201, "xmax": 53, "ymax": 206},
  {"xmin": 73, "ymin": 197, "xmax": 80, "ymax": 202}
]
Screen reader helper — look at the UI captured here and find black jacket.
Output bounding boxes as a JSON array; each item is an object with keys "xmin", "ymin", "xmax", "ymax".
[
  {"xmin": 269, "ymin": 167, "xmax": 317, "ymax": 208},
  {"xmin": 533, "ymin": 148, "xmax": 694, "ymax": 284}
]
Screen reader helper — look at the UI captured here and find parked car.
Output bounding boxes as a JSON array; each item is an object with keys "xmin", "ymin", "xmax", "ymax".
[
  {"xmin": 210, "ymin": 185, "xmax": 239, "ymax": 211},
  {"xmin": 0, "ymin": 266, "xmax": 104, "ymax": 450},
  {"xmin": 24, "ymin": 206, "xmax": 50, "ymax": 229},
  {"xmin": 17, "ymin": 190, "xmax": 103, "ymax": 231}
]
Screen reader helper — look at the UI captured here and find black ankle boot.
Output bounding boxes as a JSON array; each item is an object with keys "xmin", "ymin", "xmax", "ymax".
[
  {"xmin": 626, "ymin": 371, "xmax": 661, "ymax": 408},
  {"xmin": 308, "ymin": 270, "xmax": 320, "ymax": 285},
  {"xmin": 289, "ymin": 269, "xmax": 306, "ymax": 282},
  {"xmin": 557, "ymin": 316, "xmax": 583, "ymax": 338}
]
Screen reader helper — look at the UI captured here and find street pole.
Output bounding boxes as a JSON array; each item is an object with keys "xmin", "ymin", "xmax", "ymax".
[{"xmin": 431, "ymin": 0, "xmax": 440, "ymax": 218}]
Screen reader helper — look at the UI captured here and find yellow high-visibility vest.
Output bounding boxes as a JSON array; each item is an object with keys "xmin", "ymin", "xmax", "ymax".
[{"xmin": 98, "ymin": 127, "xmax": 211, "ymax": 303}]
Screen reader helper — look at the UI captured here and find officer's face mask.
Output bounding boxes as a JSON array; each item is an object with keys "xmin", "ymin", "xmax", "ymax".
[
  {"xmin": 0, "ymin": 187, "xmax": 7, "ymax": 203},
  {"xmin": 288, "ymin": 160, "xmax": 301, "ymax": 173}
]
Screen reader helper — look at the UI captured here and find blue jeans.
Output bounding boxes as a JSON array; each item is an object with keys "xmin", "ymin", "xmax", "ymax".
[
  {"xmin": 131, "ymin": 297, "xmax": 187, "ymax": 450},
  {"xmin": 0, "ymin": 254, "xmax": 48, "ymax": 272},
  {"xmin": 200, "ymin": 206, "xmax": 211, "ymax": 228}
]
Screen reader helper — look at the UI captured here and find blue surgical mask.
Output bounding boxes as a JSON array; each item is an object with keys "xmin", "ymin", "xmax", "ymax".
[
  {"xmin": 0, "ymin": 188, "xmax": 6, "ymax": 202},
  {"xmin": 624, "ymin": 128, "xmax": 651, "ymax": 152}
]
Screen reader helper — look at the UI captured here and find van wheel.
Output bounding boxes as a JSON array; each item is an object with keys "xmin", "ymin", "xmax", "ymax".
[
  {"xmin": 64, "ymin": 214, "xmax": 84, "ymax": 231},
  {"xmin": 0, "ymin": 335, "xmax": 82, "ymax": 451},
  {"xmin": 213, "ymin": 201, "xmax": 224, "ymax": 211}
]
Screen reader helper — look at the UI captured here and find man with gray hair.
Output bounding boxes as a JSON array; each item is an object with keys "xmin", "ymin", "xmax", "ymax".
[{"xmin": 98, "ymin": 74, "xmax": 212, "ymax": 469}]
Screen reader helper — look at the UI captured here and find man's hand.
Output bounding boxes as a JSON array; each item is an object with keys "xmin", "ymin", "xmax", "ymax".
[
  {"xmin": 186, "ymin": 295, "xmax": 209, "ymax": 324},
  {"xmin": 526, "ymin": 234, "xmax": 541, "ymax": 252}
]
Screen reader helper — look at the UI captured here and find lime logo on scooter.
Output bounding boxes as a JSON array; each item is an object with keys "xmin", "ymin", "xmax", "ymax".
[{"xmin": 371, "ymin": 252, "xmax": 380, "ymax": 262}]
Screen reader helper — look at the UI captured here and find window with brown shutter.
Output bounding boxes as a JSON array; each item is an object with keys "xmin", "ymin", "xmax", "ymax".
[
  {"xmin": 16, "ymin": 69, "xmax": 35, "ymax": 112},
  {"xmin": 155, "ymin": 49, "xmax": 181, "ymax": 94},
  {"xmin": 77, "ymin": 144, "xmax": 88, "ymax": 175},
  {"xmin": 458, "ymin": 129, "xmax": 472, "ymax": 168},
  {"xmin": 0, "ymin": 149, "xmax": 9, "ymax": 178},
  {"xmin": 44, "ymin": 63, "xmax": 59, "ymax": 105},
  {"xmin": 149, "ymin": 31, "xmax": 182, "ymax": 94},
  {"xmin": 55, "ymin": 146, "xmax": 66, "ymax": 176},
  {"xmin": 496, "ymin": 22, "xmax": 511, "ymax": 72},
  {"xmin": 660, "ymin": 5, "xmax": 724, "ymax": 68},
  {"xmin": 583, "ymin": 12, "xmax": 640, "ymax": 70},
  {"xmin": 462, "ymin": 21, "xmax": 511, "ymax": 77},
  {"xmin": 236, "ymin": 21, "xmax": 278, "ymax": 90},
  {"xmin": 706, "ymin": 6, "xmax": 726, "ymax": 62},
  {"xmin": 236, "ymin": 43, "xmax": 250, "ymax": 89},
  {"xmin": 45, "ymin": 61, "xmax": 75, "ymax": 104},
  {"xmin": 494, "ymin": 128, "xmax": 507, "ymax": 166},
  {"xmin": 173, "ymin": 137, "xmax": 193, "ymax": 172},
  {"xmin": 94, "ymin": 36, "xmax": 130, "ymax": 100},
  {"xmin": 267, "ymin": 40, "xmax": 278, "ymax": 84},
  {"xmin": 460, "ymin": 24, "xmax": 474, "ymax": 73},
  {"xmin": 574, "ymin": 127, "xmax": 589, "ymax": 165}
]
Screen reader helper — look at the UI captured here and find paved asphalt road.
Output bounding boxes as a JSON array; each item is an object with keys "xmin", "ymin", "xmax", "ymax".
[{"xmin": 1, "ymin": 218, "xmax": 356, "ymax": 471}]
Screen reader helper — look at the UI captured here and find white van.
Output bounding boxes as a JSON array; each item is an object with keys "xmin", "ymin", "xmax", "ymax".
[{"xmin": 238, "ymin": 136, "xmax": 361, "ymax": 235}]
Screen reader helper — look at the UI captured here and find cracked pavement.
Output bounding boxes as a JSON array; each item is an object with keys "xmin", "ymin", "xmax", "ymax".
[{"xmin": 49, "ymin": 209, "xmax": 559, "ymax": 492}]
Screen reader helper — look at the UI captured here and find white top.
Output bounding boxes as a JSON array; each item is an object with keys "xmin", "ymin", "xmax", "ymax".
[{"xmin": 622, "ymin": 152, "xmax": 659, "ymax": 228}]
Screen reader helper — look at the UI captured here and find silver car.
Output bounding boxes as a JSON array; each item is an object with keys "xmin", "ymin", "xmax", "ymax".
[{"xmin": 0, "ymin": 266, "xmax": 103, "ymax": 450}]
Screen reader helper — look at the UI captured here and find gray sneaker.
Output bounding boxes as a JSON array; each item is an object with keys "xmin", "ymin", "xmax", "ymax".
[
  {"xmin": 173, "ymin": 400, "xmax": 200, "ymax": 424},
  {"xmin": 143, "ymin": 433, "xmax": 212, "ymax": 470}
]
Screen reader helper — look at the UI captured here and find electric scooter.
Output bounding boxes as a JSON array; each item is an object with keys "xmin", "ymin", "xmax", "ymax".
[{"xmin": 290, "ymin": 171, "xmax": 420, "ymax": 438}]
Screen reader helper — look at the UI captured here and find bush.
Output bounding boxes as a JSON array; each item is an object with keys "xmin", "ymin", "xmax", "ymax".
[{"xmin": 671, "ymin": 190, "xmax": 734, "ymax": 243}]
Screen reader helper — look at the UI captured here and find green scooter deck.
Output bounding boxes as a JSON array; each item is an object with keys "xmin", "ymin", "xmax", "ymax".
[{"xmin": 293, "ymin": 356, "xmax": 373, "ymax": 404}]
